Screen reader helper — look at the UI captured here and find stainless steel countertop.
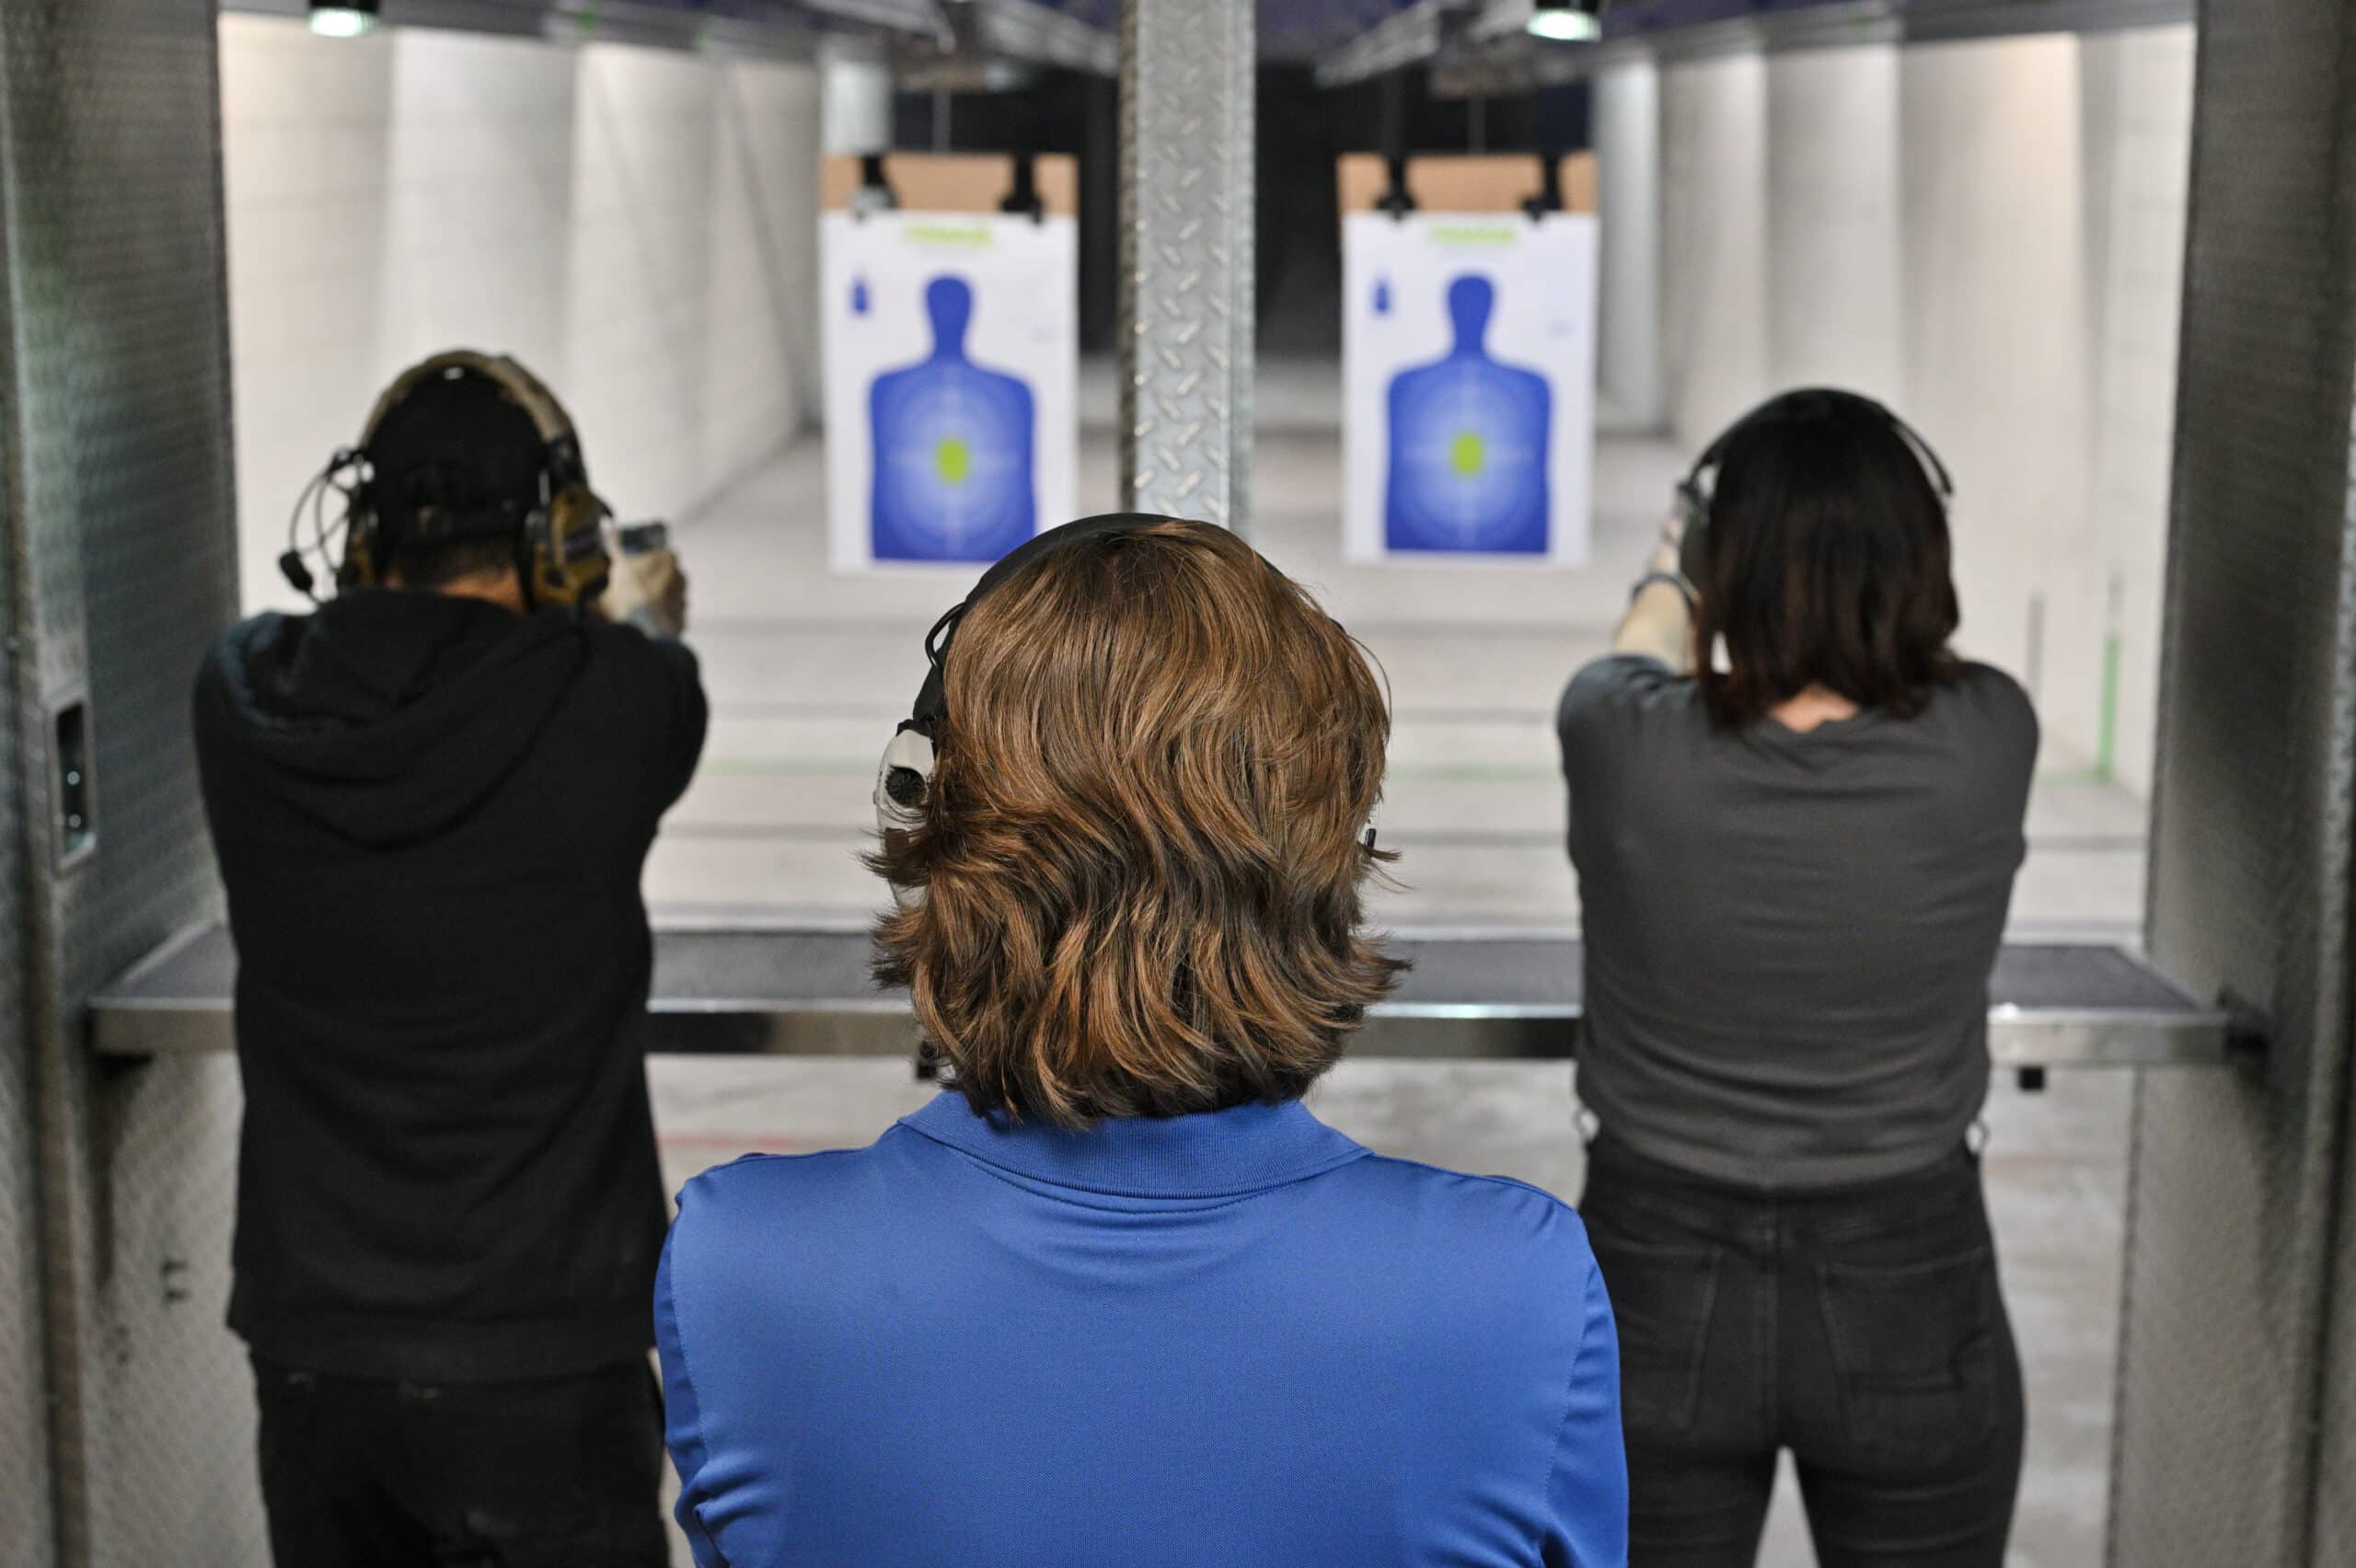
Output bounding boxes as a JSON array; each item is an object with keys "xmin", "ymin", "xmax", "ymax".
[{"xmin": 89, "ymin": 923, "xmax": 2239, "ymax": 1068}]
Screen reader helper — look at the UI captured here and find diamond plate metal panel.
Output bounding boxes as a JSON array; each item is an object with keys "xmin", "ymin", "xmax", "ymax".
[
  {"xmin": 90, "ymin": 1059, "xmax": 262, "ymax": 1568},
  {"xmin": 0, "ymin": 272, "xmax": 58, "ymax": 1568},
  {"xmin": 2111, "ymin": 3, "xmax": 2356, "ymax": 1564},
  {"xmin": 1118, "ymin": 0, "xmax": 1255, "ymax": 530},
  {"xmin": 0, "ymin": 0, "xmax": 242, "ymax": 1562}
]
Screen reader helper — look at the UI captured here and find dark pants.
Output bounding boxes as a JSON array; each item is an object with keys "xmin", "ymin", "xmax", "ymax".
[
  {"xmin": 1579, "ymin": 1136, "xmax": 2025, "ymax": 1567},
  {"xmin": 253, "ymin": 1358, "xmax": 669, "ymax": 1568}
]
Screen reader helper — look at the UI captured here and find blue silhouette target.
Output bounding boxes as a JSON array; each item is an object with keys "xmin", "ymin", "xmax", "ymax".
[
  {"xmin": 1382, "ymin": 274, "xmax": 1552, "ymax": 555},
  {"xmin": 869, "ymin": 275, "xmax": 1037, "ymax": 562}
]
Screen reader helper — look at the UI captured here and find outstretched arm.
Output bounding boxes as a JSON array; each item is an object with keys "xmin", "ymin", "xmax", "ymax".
[{"xmin": 1611, "ymin": 524, "xmax": 1696, "ymax": 674}]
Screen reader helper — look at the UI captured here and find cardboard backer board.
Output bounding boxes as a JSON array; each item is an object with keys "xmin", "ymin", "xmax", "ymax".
[
  {"xmin": 1336, "ymin": 152, "xmax": 1598, "ymax": 220},
  {"xmin": 821, "ymin": 153, "xmax": 1079, "ymax": 216}
]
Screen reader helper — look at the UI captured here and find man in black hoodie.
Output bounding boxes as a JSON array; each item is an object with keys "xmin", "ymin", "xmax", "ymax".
[{"xmin": 194, "ymin": 353, "xmax": 706, "ymax": 1566}]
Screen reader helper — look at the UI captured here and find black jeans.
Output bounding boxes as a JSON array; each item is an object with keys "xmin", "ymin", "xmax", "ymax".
[
  {"xmin": 1579, "ymin": 1136, "xmax": 2025, "ymax": 1567},
  {"xmin": 253, "ymin": 1357, "xmax": 668, "ymax": 1568}
]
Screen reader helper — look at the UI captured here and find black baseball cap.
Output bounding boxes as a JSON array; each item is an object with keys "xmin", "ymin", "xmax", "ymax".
[{"xmin": 364, "ymin": 365, "xmax": 549, "ymax": 548}]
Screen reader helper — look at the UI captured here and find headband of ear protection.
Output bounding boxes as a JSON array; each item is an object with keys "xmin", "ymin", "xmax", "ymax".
[
  {"xmin": 906, "ymin": 512, "xmax": 1160, "ymax": 745},
  {"xmin": 1674, "ymin": 387, "xmax": 1953, "ymax": 589},
  {"xmin": 284, "ymin": 351, "xmax": 612, "ymax": 611},
  {"xmin": 873, "ymin": 514, "xmax": 1380, "ymax": 905}
]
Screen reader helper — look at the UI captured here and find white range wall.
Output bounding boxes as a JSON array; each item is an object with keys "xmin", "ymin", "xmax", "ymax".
[
  {"xmin": 221, "ymin": 16, "xmax": 821, "ymax": 615},
  {"xmin": 1767, "ymin": 45, "xmax": 1904, "ymax": 400},
  {"xmin": 1661, "ymin": 52, "xmax": 1771, "ymax": 447},
  {"xmin": 1654, "ymin": 25, "xmax": 2195, "ymax": 796},
  {"xmin": 2075, "ymin": 27, "xmax": 2196, "ymax": 801}
]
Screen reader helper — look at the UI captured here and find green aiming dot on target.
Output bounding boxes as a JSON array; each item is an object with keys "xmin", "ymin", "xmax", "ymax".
[
  {"xmin": 935, "ymin": 436, "xmax": 973, "ymax": 485},
  {"xmin": 1451, "ymin": 430, "xmax": 1486, "ymax": 478}
]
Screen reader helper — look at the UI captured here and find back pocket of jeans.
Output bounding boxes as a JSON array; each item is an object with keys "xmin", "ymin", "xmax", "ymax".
[
  {"xmin": 1588, "ymin": 1234, "xmax": 1721, "ymax": 1437},
  {"xmin": 1815, "ymin": 1249, "xmax": 1996, "ymax": 1464}
]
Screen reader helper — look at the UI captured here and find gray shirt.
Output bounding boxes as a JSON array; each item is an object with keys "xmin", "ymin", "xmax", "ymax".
[{"xmin": 1557, "ymin": 655, "xmax": 2038, "ymax": 1188}]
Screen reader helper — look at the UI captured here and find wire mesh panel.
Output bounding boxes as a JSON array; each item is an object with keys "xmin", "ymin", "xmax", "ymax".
[
  {"xmin": 0, "ymin": 0, "xmax": 243, "ymax": 1561},
  {"xmin": 1118, "ymin": 0, "xmax": 1255, "ymax": 529},
  {"xmin": 2111, "ymin": 3, "xmax": 2356, "ymax": 1563}
]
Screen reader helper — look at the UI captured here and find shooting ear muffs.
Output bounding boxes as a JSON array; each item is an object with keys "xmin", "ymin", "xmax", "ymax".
[
  {"xmin": 873, "ymin": 514, "xmax": 1380, "ymax": 908},
  {"xmin": 303, "ymin": 351, "xmax": 610, "ymax": 611},
  {"xmin": 1675, "ymin": 388, "xmax": 1955, "ymax": 590}
]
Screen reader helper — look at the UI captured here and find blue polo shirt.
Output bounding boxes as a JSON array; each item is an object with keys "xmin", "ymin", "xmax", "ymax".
[{"xmin": 656, "ymin": 1091, "xmax": 1626, "ymax": 1567}]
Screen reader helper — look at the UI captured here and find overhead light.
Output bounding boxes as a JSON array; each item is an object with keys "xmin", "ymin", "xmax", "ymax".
[
  {"xmin": 1526, "ymin": 1, "xmax": 1601, "ymax": 43},
  {"xmin": 309, "ymin": 0, "xmax": 379, "ymax": 38}
]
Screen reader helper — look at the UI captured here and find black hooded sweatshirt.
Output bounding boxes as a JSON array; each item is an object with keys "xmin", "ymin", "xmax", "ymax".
[{"xmin": 193, "ymin": 590, "xmax": 707, "ymax": 1382}]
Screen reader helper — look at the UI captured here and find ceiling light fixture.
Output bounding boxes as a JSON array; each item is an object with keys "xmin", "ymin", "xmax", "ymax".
[
  {"xmin": 1526, "ymin": 1, "xmax": 1602, "ymax": 43},
  {"xmin": 309, "ymin": 0, "xmax": 380, "ymax": 40}
]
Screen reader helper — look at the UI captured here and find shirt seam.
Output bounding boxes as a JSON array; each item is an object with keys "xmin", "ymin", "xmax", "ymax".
[
  {"xmin": 895, "ymin": 1118, "xmax": 1373, "ymax": 1201},
  {"xmin": 913, "ymin": 1132, "xmax": 1377, "ymax": 1205},
  {"xmin": 1531, "ymin": 1261, "xmax": 1604, "ymax": 1568},
  {"xmin": 1357, "ymin": 1153, "xmax": 1580, "ymax": 1217},
  {"xmin": 664, "ymin": 1218, "xmax": 732, "ymax": 1568}
]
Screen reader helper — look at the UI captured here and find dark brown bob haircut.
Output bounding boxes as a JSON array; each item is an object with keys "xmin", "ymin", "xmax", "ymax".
[
  {"xmin": 1692, "ymin": 389, "xmax": 1962, "ymax": 727},
  {"xmin": 870, "ymin": 518, "xmax": 1402, "ymax": 1129}
]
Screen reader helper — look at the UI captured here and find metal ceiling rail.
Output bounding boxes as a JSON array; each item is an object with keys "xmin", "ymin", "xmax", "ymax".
[
  {"xmin": 223, "ymin": 0, "xmax": 822, "ymax": 50},
  {"xmin": 1314, "ymin": 0, "xmax": 1481, "ymax": 87},
  {"xmin": 220, "ymin": 0, "xmax": 1116, "ymax": 73},
  {"xmin": 889, "ymin": 0, "xmax": 1120, "ymax": 77},
  {"xmin": 91, "ymin": 923, "xmax": 2246, "ymax": 1069},
  {"xmin": 1315, "ymin": 0, "xmax": 2196, "ymax": 94},
  {"xmin": 970, "ymin": 0, "xmax": 1120, "ymax": 74}
]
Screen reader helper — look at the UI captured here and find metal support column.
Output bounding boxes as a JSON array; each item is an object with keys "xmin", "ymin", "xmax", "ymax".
[
  {"xmin": 0, "ymin": 0, "xmax": 242, "ymax": 1562},
  {"xmin": 1117, "ymin": 0, "xmax": 1254, "ymax": 530},
  {"xmin": 0, "ymin": 186, "xmax": 54, "ymax": 1566},
  {"xmin": 2109, "ymin": 2, "xmax": 2356, "ymax": 1562}
]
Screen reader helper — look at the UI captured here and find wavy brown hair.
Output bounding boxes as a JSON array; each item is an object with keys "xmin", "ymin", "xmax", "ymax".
[{"xmin": 870, "ymin": 519, "xmax": 1402, "ymax": 1128}]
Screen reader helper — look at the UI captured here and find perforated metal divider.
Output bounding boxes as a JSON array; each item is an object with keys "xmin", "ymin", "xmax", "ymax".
[
  {"xmin": 0, "ymin": 0, "xmax": 246, "ymax": 1563},
  {"xmin": 2109, "ymin": 3, "xmax": 2356, "ymax": 1563}
]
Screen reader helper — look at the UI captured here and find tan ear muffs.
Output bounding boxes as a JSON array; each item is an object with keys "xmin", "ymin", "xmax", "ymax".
[{"xmin": 346, "ymin": 351, "xmax": 611, "ymax": 609}]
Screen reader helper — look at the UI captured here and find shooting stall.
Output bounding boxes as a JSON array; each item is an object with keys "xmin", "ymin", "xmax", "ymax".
[{"xmin": 0, "ymin": 1, "xmax": 2348, "ymax": 1563}]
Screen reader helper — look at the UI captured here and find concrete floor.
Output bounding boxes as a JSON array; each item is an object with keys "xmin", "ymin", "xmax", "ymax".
[{"xmin": 648, "ymin": 361, "xmax": 2147, "ymax": 1566}]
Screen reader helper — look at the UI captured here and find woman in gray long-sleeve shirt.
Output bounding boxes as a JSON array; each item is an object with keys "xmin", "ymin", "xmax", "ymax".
[{"xmin": 1560, "ymin": 388, "xmax": 2036, "ymax": 1568}]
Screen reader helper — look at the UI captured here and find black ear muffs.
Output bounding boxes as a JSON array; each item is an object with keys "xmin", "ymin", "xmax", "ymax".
[
  {"xmin": 902, "ymin": 512, "xmax": 1162, "ymax": 746},
  {"xmin": 873, "ymin": 514, "xmax": 1381, "ymax": 908},
  {"xmin": 1675, "ymin": 388, "xmax": 1954, "ymax": 591}
]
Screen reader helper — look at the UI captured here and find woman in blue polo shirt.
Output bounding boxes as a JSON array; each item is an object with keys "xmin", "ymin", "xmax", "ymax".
[{"xmin": 656, "ymin": 515, "xmax": 1627, "ymax": 1567}]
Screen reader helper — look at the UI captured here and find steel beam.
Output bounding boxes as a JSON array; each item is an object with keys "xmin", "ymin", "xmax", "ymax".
[
  {"xmin": 976, "ymin": 1, "xmax": 1118, "ymax": 75},
  {"xmin": 1313, "ymin": 0, "xmax": 1478, "ymax": 87}
]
